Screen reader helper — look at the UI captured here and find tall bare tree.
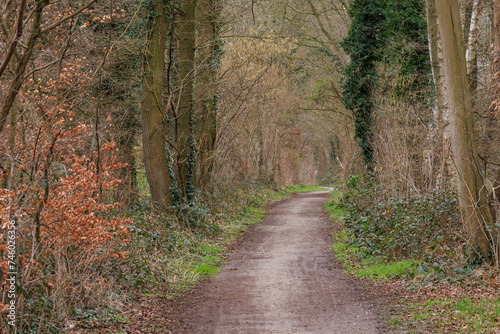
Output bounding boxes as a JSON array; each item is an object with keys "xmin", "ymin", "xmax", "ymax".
[{"xmin": 434, "ymin": 0, "xmax": 496, "ymax": 263}]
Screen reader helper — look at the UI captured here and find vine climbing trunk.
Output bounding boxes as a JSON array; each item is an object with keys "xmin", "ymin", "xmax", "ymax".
[
  {"xmin": 435, "ymin": 0, "xmax": 496, "ymax": 263},
  {"xmin": 341, "ymin": 0, "xmax": 385, "ymax": 172},
  {"xmin": 174, "ymin": 0, "xmax": 197, "ymax": 203},
  {"xmin": 142, "ymin": 0, "xmax": 172, "ymax": 210}
]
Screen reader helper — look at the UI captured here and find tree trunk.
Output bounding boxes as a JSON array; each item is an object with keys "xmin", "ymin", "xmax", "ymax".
[
  {"xmin": 463, "ymin": 1, "xmax": 473, "ymax": 44},
  {"xmin": 116, "ymin": 109, "xmax": 138, "ymax": 205},
  {"xmin": 194, "ymin": 0, "xmax": 218, "ymax": 191},
  {"xmin": 257, "ymin": 126, "xmax": 264, "ymax": 180},
  {"xmin": 0, "ymin": 0, "xmax": 26, "ymax": 79},
  {"xmin": 466, "ymin": 0, "xmax": 482, "ymax": 94},
  {"xmin": 142, "ymin": 0, "xmax": 172, "ymax": 210},
  {"xmin": 435, "ymin": 0, "xmax": 496, "ymax": 263},
  {"xmin": 426, "ymin": 0, "xmax": 452, "ymax": 189},
  {"xmin": 489, "ymin": 0, "xmax": 500, "ymax": 262},
  {"xmin": 1, "ymin": 107, "xmax": 16, "ymax": 189},
  {"xmin": 492, "ymin": 0, "xmax": 500, "ymax": 113},
  {"xmin": 173, "ymin": 0, "xmax": 197, "ymax": 202}
]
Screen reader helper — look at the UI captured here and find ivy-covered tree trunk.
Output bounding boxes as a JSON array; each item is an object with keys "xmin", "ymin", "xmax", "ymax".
[
  {"xmin": 385, "ymin": 0, "xmax": 431, "ymax": 193},
  {"xmin": 435, "ymin": 0, "xmax": 496, "ymax": 263},
  {"xmin": 194, "ymin": 0, "xmax": 219, "ymax": 191},
  {"xmin": 341, "ymin": 0, "xmax": 385, "ymax": 171},
  {"xmin": 142, "ymin": 0, "xmax": 172, "ymax": 210},
  {"xmin": 174, "ymin": 0, "xmax": 197, "ymax": 202},
  {"xmin": 386, "ymin": 0, "xmax": 430, "ymax": 98}
]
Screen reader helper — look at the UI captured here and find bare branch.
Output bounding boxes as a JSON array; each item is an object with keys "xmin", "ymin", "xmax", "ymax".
[
  {"xmin": 40, "ymin": 0, "xmax": 99, "ymax": 34},
  {"xmin": 0, "ymin": 0, "xmax": 26, "ymax": 78}
]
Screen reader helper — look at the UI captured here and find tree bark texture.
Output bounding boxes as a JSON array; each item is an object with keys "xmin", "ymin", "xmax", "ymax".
[
  {"xmin": 426, "ymin": 0, "xmax": 453, "ymax": 188},
  {"xmin": 465, "ymin": 0, "xmax": 482, "ymax": 93},
  {"xmin": 173, "ymin": 0, "xmax": 197, "ymax": 202},
  {"xmin": 435, "ymin": 0, "xmax": 496, "ymax": 263},
  {"xmin": 492, "ymin": 0, "xmax": 500, "ymax": 115},
  {"xmin": 142, "ymin": 0, "xmax": 172, "ymax": 210}
]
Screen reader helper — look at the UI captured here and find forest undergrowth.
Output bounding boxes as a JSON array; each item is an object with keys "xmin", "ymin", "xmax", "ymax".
[{"xmin": 325, "ymin": 177, "xmax": 500, "ymax": 333}]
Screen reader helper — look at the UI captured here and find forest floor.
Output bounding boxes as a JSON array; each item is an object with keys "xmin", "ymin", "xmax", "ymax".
[{"xmin": 153, "ymin": 191, "xmax": 397, "ymax": 333}]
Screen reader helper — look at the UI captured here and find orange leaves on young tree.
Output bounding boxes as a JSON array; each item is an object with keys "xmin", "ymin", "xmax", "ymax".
[{"xmin": 0, "ymin": 4, "xmax": 133, "ymax": 324}]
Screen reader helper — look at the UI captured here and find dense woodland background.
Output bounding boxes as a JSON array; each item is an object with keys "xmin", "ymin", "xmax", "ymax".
[{"xmin": 1, "ymin": 0, "xmax": 500, "ymax": 332}]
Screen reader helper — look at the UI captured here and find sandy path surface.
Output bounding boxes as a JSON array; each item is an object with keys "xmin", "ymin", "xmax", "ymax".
[{"xmin": 173, "ymin": 191, "xmax": 389, "ymax": 333}]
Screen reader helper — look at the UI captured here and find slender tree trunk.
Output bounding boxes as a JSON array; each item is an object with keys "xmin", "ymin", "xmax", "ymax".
[
  {"xmin": 116, "ymin": 110, "xmax": 138, "ymax": 205},
  {"xmin": 257, "ymin": 126, "xmax": 264, "ymax": 180},
  {"xmin": 492, "ymin": 0, "xmax": 500, "ymax": 110},
  {"xmin": 435, "ymin": 0, "xmax": 496, "ymax": 263},
  {"xmin": 194, "ymin": 0, "xmax": 218, "ymax": 191},
  {"xmin": 466, "ymin": 0, "xmax": 482, "ymax": 94},
  {"xmin": 426, "ymin": 0, "xmax": 452, "ymax": 189},
  {"xmin": 464, "ymin": 1, "xmax": 473, "ymax": 44},
  {"xmin": 142, "ymin": 0, "xmax": 172, "ymax": 210},
  {"xmin": 174, "ymin": 0, "xmax": 197, "ymax": 202},
  {"xmin": 0, "ymin": 0, "xmax": 26, "ymax": 79},
  {"xmin": 488, "ymin": 0, "xmax": 500, "ymax": 263},
  {"xmin": 0, "ymin": 0, "xmax": 49, "ymax": 134},
  {"xmin": 1, "ymin": 108, "xmax": 16, "ymax": 189}
]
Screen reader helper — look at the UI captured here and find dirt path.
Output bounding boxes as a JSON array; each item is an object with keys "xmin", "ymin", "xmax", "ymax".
[{"xmin": 172, "ymin": 191, "xmax": 390, "ymax": 333}]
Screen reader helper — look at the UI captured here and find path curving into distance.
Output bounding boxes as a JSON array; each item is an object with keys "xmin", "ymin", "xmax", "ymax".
[{"xmin": 173, "ymin": 191, "xmax": 390, "ymax": 334}]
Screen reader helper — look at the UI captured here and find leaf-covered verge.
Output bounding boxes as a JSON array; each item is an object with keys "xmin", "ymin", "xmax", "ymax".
[
  {"xmin": 325, "ymin": 178, "xmax": 500, "ymax": 333},
  {"xmin": 62, "ymin": 183, "xmax": 321, "ymax": 333}
]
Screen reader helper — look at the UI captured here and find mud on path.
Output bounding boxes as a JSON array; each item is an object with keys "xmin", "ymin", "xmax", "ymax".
[{"xmin": 171, "ymin": 191, "xmax": 391, "ymax": 334}]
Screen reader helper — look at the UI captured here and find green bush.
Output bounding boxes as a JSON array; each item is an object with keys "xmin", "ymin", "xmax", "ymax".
[{"xmin": 339, "ymin": 179, "xmax": 460, "ymax": 262}]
